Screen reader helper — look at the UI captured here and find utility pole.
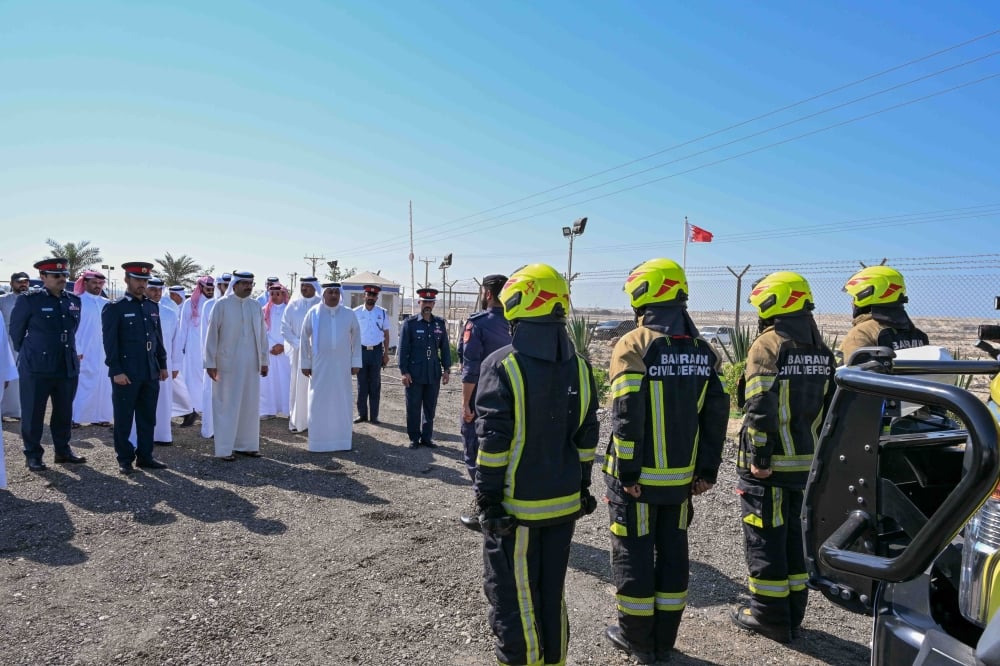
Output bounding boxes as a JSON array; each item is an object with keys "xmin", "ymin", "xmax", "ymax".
[
  {"xmin": 409, "ymin": 201, "xmax": 416, "ymax": 315},
  {"xmin": 287, "ymin": 272, "xmax": 298, "ymax": 290},
  {"xmin": 304, "ymin": 254, "xmax": 326, "ymax": 277},
  {"xmin": 439, "ymin": 253, "xmax": 453, "ymax": 300},
  {"xmin": 727, "ymin": 265, "xmax": 751, "ymax": 332},
  {"xmin": 419, "ymin": 257, "xmax": 436, "ymax": 289}
]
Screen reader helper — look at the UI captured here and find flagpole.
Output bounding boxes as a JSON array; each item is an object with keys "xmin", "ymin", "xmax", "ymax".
[{"xmin": 682, "ymin": 216, "xmax": 689, "ymax": 271}]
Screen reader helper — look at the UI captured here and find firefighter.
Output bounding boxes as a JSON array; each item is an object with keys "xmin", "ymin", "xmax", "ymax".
[
  {"xmin": 732, "ymin": 271, "xmax": 837, "ymax": 643},
  {"xmin": 841, "ymin": 265, "xmax": 928, "ymax": 364},
  {"xmin": 474, "ymin": 263, "xmax": 600, "ymax": 666},
  {"xmin": 602, "ymin": 258, "xmax": 729, "ymax": 664}
]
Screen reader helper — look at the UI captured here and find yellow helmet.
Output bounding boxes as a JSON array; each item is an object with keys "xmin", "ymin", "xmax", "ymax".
[
  {"xmin": 748, "ymin": 271, "xmax": 814, "ymax": 318},
  {"xmin": 843, "ymin": 266, "xmax": 906, "ymax": 307},
  {"xmin": 499, "ymin": 263, "xmax": 570, "ymax": 320},
  {"xmin": 623, "ymin": 258, "xmax": 688, "ymax": 308}
]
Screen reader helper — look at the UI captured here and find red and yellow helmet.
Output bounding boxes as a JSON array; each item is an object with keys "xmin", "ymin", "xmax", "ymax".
[
  {"xmin": 748, "ymin": 271, "xmax": 814, "ymax": 318},
  {"xmin": 623, "ymin": 258, "xmax": 688, "ymax": 308},
  {"xmin": 499, "ymin": 263, "xmax": 570, "ymax": 320},
  {"xmin": 844, "ymin": 266, "xmax": 906, "ymax": 307}
]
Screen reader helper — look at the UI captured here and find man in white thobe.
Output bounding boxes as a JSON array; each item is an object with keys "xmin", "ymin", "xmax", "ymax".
[
  {"xmin": 0, "ymin": 310, "xmax": 19, "ymax": 488},
  {"xmin": 300, "ymin": 283, "xmax": 361, "ymax": 452},
  {"xmin": 166, "ymin": 285, "xmax": 194, "ymax": 421},
  {"xmin": 198, "ymin": 288, "xmax": 223, "ymax": 439},
  {"xmin": 71, "ymin": 270, "xmax": 114, "ymax": 426},
  {"xmin": 179, "ymin": 276, "xmax": 214, "ymax": 415},
  {"xmin": 259, "ymin": 283, "xmax": 290, "ymax": 418},
  {"xmin": 0, "ymin": 271, "xmax": 30, "ymax": 420},
  {"xmin": 203, "ymin": 271, "xmax": 268, "ymax": 460},
  {"xmin": 281, "ymin": 276, "xmax": 320, "ymax": 433},
  {"xmin": 130, "ymin": 279, "xmax": 183, "ymax": 446}
]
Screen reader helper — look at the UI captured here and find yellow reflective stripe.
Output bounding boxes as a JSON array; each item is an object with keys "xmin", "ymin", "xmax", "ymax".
[
  {"xmin": 577, "ymin": 356, "xmax": 591, "ymax": 430},
  {"xmin": 748, "ymin": 577, "xmax": 790, "ymax": 598},
  {"xmin": 748, "ymin": 427, "xmax": 767, "ymax": 447},
  {"xmin": 513, "ymin": 526, "xmax": 542, "ymax": 663},
  {"xmin": 610, "ymin": 520, "xmax": 628, "ymax": 537},
  {"xmin": 611, "ymin": 372, "xmax": 643, "ymax": 399},
  {"xmin": 772, "ymin": 487, "xmax": 784, "ymax": 528},
  {"xmin": 811, "ymin": 378, "xmax": 828, "ymax": 445},
  {"xmin": 616, "ymin": 594, "xmax": 655, "ymax": 616},
  {"xmin": 558, "ymin": 596, "xmax": 568, "ymax": 666},
  {"xmin": 636, "ymin": 502, "xmax": 650, "ymax": 537},
  {"xmin": 789, "ymin": 573, "xmax": 809, "ymax": 592},
  {"xmin": 743, "ymin": 513, "xmax": 763, "ymax": 528},
  {"xmin": 476, "ymin": 449, "xmax": 509, "ymax": 468},
  {"xmin": 501, "ymin": 355, "xmax": 526, "ymax": 500},
  {"xmin": 679, "ymin": 500, "xmax": 689, "ymax": 531},
  {"xmin": 578, "ymin": 446, "xmax": 596, "ymax": 464},
  {"xmin": 650, "ymin": 381, "xmax": 666, "ymax": 469},
  {"xmin": 655, "ymin": 590, "xmax": 687, "ymax": 611},
  {"xmin": 771, "ymin": 454, "xmax": 813, "ymax": 472},
  {"xmin": 744, "ymin": 374, "xmax": 775, "ymax": 399},
  {"xmin": 613, "ymin": 435, "xmax": 635, "ymax": 460},
  {"xmin": 638, "ymin": 465, "xmax": 695, "ymax": 487},
  {"xmin": 778, "ymin": 381, "xmax": 794, "ymax": 456},
  {"xmin": 503, "ymin": 493, "xmax": 581, "ymax": 522},
  {"xmin": 689, "ymin": 382, "xmax": 708, "ymax": 468}
]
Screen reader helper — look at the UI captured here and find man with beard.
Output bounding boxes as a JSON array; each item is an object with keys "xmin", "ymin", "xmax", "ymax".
[
  {"xmin": 398, "ymin": 288, "xmax": 451, "ymax": 449},
  {"xmin": 203, "ymin": 271, "xmax": 269, "ymax": 460},
  {"xmin": 352, "ymin": 284, "xmax": 390, "ymax": 424},
  {"xmin": 0, "ymin": 271, "xmax": 31, "ymax": 420},
  {"xmin": 102, "ymin": 262, "xmax": 169, "ymax": 474},
  {"xmin": 259, "ymin": 282, "xmax": 291, "ymax": 419},
  {"xmin": 300, "ymin": 283, "xmax": 361, "ymax": 452},
  {"xmin": 71, "ymin": 270, "xmax": 114, "ymax": 428},
  {"xmin": 281, "ymin": 276, "xmax": 321, "ymax": 433}
]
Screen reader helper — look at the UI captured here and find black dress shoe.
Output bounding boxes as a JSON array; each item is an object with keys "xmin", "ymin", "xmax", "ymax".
[
  {"xmin": 27, "ymin": 460, "xmax": 48, "ymax": 472},
  {"xmin": 119, "ymin": 465, "xmax": 135, "ymax": 475},
  {"xmin": 605, "ymin": 626, "xmax": 655, "ymax": 664},
  {"xmin": 421, "ymin": 440, "xmax": 438, "ymax": 449},
  {"xmin": 408, "ymin": 441, "xmax": 420, "ymax": 450},
  {"xmin": 369, "ymin": 418, "xmax": 380, "ymax": 425},
  {"xmin": 179, "ymin": 411, "xmax": 197, "ymax": 427},
  {"xmin": 137, "ymin": 459, "xmax": 168, "ymax": 470},
  {"xmin": 154, "ymin": 440, "xmax": 173, "ymax": 446},
  {"xmin": 71, "ymin": 422, "xmax": 81, "ymax": 429},
  {"xmin": 730, "ymin": 606, "xmax": 791, "ymax": 643},
  {"xmin": 353, "ymin": 416, "xmax": 368, "ymax": 424},
  {"xmin": 459, "ymin": 513, "xmax": 482, "ymax": 532},
  {"xmin": 53, "ymin": 453, "xmax": 87, "ymax": 464}
]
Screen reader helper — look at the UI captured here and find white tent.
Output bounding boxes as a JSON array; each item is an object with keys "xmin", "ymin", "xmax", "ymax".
[{"xmin": 341, "ymin": 271, "xmax": 402, "ymax": 349}]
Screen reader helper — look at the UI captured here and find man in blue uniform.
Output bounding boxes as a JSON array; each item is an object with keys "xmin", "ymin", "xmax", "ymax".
[
  {"xmin": 102, "ymin": 261, "xmax": 169, "ymax": 475},
  {"xmin": 457, "ymin": 274, "xmax": 511, "ymax": 531},
  {"xmin": 398, "ymin": 287, "xmax": 451, "ymax": 449},
  {"xmin": 8, "ymin": 258, "xmax": 85, "ymax": 471},
  {"xmin": 352, "ymin": 284, "xmax": 390, "ymax": 424}
]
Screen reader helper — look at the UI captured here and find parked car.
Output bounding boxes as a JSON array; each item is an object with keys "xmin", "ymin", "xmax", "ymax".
[
  {"xmin": 700, "ymin": 325, "xmax": 733, "ymax": 346},
  {"xmin": 590, "ymin": 319, "xmax": 636, "ymax": 340}
]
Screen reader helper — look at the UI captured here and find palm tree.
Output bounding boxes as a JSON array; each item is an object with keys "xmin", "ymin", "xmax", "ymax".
[
  {"xmin": 154, "ymin": 252, "xmax": 212, "ymax": 288},
  {"xmin": 45, "ymin": 239, "xmax": 103, "ymax": 280}
]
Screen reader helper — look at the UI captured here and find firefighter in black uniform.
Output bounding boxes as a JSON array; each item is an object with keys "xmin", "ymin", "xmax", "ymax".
[
  {"xmin": 841, "ymin": 265, "xmax": 928, "ymax": 364},
  {"xmin": 731, "ymin": 271, "xmax": 837, "ymax": 643},
  {"xmin": 603, "ymin": 258, "xmax": 729, "ymax": 664},
  {"xmin": 8, "ymin": 258, "xmax": 85, "ymax": 471},
  {"xmin": 474, "ymin": 263, "xmax": 600, "ymax": 666},
  {"xmin": 398, "ymin": 287, "xmax": 451, "ymax": 449},
  {"xmin": 102, "ymin": 261, "xmax": 169, "ymax": 475}
]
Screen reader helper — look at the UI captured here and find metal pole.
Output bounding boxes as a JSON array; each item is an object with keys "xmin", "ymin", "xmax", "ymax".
[
  {"xmin": 727, "ymin": 264, "xmax": 751, "ymax": 332},
  {"xmin": 567, "ymin": 234, "xmax": 574, "ymax": 295},
  {"xmin": 682, "ymin": 217, "xmax": 688, "ymax": 271},
  {"xmin": 409, "ymin": 200, "xmax": 416, "ymax": 315}
]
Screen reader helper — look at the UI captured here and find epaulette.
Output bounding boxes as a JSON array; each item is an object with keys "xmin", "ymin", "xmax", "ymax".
[{"xmin": 467, "ymin": 311, "xmax": 488, "ymax": 321}]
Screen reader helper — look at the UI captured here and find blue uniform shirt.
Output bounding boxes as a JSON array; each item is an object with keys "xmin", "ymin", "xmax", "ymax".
[
  {"xmin": 8, "ymin": 287, "xmax": 82, "ymax": 378},
  {"xmin": 398, "ymin": 314, "xmax": 451, "ymax": 384},
  {"xmin": 459, "ymin": 307, "xmax": 511, "ymax": 385},
  {"xmin": 102, "ymin": 293, "xmax": 167, "ymax": 381}
]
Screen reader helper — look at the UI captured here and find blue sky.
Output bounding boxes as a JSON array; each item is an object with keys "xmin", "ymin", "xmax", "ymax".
[{"xmin": 1, "ymin": 0, "xmax": 998, "ymax": 307}]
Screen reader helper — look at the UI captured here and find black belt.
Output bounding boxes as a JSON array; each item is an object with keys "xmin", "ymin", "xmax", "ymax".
[{"xmin": 364, "ymin": 344, "xmax": 383, "ymax": 351}]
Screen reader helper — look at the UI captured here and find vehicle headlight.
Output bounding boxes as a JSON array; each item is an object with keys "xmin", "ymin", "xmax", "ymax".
[{"xmin": 960, "ymin": 483, "xmax": 1000, "ymax": 627}]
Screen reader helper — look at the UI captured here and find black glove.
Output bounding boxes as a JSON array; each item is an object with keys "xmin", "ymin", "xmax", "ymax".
[
  {"xmin": 479, "ymin": 504, "xmax": 517, "ymax": 537},
  {"xmin": 579, "ymin": 490, "xmax": 598, "ymax": 517}
]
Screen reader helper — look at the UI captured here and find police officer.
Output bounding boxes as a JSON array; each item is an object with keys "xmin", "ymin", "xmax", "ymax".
[
  {"xmin": 841, "ymin": 265, "xmax": 928, "ymax": 364},
  {"xmin": 8, "ymin": 258, "xmax": 85, "ymax": 471},
  {"xmin": 352, "ymin": 284, "xmax": 390, "ymax": 424},
  {"xmin": 603, "ymin": 259, "xmax": 729, "ymax": 664},
  {"xmin": 398, "ymin": 287, "xmax": 451, "ymax": 449},
  {"xmin": 474, "ymin": 263, "xmax": 600, "ymax": 666},
  {"xmin": 102, "ymin": 261, "xmax": 169, "ymax": 475},
  {"xmin": 457, "ymin": 274, "xmax": 511, "ymax": 531},
  {"xmin": 731, "ymin": 271, "xmax": 837, "ymax": 643}
]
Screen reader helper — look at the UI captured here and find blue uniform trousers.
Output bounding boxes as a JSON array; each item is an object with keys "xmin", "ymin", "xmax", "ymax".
[
  {"xmin": 20, "ymin": 374, "xmax": 78, "ymax": 462},
  {"xmin": 356, "ymin": 345, "xmax": 383, "ymax": 420},
  {"xmin": 112, "ymin": 379, "xmax": 160, "ymax": 466},
  {"xmin": 461, "ymin": 418, "xmax": 477, "ymax": 481},
  {"xmin": 404, "ymin": 381, "xmax": 440, "ymax": 444},
  {"xmin": 484, "ymin": 521, "xmax": 575, "ymax": 666}
]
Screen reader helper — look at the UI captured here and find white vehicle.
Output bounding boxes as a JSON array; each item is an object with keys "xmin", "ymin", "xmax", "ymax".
[{"xmin": 700, "ymin": 325, "xmax": 733, "ymax": 346}]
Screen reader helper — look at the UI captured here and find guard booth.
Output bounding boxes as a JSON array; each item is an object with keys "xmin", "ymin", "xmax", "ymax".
[{"xmin": 340, "ymin": 271, "xmax": 402, "ymax": 350}]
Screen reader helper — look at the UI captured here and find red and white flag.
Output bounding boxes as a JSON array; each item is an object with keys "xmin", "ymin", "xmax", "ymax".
[{"xmin": 689, "ymin": 223, "xmax": 713, "ymax": 243}]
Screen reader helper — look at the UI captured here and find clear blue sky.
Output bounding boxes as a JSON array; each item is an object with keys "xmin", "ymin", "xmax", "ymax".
[{"xmin": 1, "ymin": 0, "xmax": 997, "ymax": 307}]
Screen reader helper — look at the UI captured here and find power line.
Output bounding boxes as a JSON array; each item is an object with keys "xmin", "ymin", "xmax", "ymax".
[{"xmin": 338, "ymin": 29, "xmax": 1000, "ymax": 257}]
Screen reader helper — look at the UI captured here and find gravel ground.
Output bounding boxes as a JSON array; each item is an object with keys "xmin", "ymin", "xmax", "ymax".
[{"xmin": 0, "ymin": 368, "xmax": 871, "ymax": 665}]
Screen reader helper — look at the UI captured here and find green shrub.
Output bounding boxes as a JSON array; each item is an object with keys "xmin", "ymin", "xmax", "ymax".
[
  {"xmin": 592, "ymin": 366, "xmax": 610, "ymax": 404},
  {"xmin": 723, "ymin": 361, "xmax": 746, "ymax": 411},
  {"xmin": 568, "ymin": 317, "xmax": 593, "ymax": 361},
  {"xmin": 449, "ymin": 342, "xmax": 458, "ymax": 367}
]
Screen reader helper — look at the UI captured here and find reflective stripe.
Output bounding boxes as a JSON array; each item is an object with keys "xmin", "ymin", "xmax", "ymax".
[
  {"xmin": 743, "ymin": 513, "xmax": 763, "ymax": 528},
  {"xmin": 778, "ymin": 381, "xmax": 794, "ymax": 456},
  {"xmin": 577, "ymin": 357, "xmax": 591, "ymax": 430},
  {"xmin": 476, "ymin": 448, "xmax": 509, "ymax": 468},
  {"xmin": 613, "ymin": 435, "xmax": 635, "ymax": 460},
  {"xmin": 513, "ymin": 525, "xmax": 541, "ymax": 663},
  {"xmin": 744, "ymin": 374, "xmax": 775, "ymax": 400},
  {"xmin": 558, "ymin": 596, "xmax": 568, "ymax": 665},
  {"xmin": 636, "ymin": 502, "xmax": 650, "ymax": 537},
  {"xmin": 616, "ymin": 594, "xmax": 655, "ymax": 617},
  {"xmin": 789, "ymin": 573, "xmax": 809, "ymax": 592},
  {"xmin": 610, "ymin": 520, "xmax": 628, "ymax": 537},
  {"xmin": 771, "ymin": 454, "xmax": 813, "ymax": 472},
  {"xmin": 577, "ymin": 446, "xmax": 596, "ymax": 464},
  {"xmin": 650, "ymin": 380, "xmax": 667, "ymax": 469},
  {"xmin": 501, "ymin": 355, "xmax": 526, "ymax": 500},
  {"xmin": 638, "ymin": 466, "xmax": 694, "ymax": 487},
  {"xmin": 678, "ymin": 500, "xmax": 689, "ymax": 531},
  {"xmin": 810, "ymin": 377, "xmax": 828, "ymax": 445},
  {"xmin": 503, "ymin": 492, "xmax": 581, "ymax": 521},
  {"xmin": 655, "ymin": 590, "xmax": 687, "ymax": 611},
  {"xmin": 611, "ymin": 372, "xmax": 643, "ymax": 399},
  {"xmin": 748, "ymin": 577, "xmax": 790, "ymax": 598},
  {"xmin": 748, "ymin": 427, "xmax": 767, "ymax": 447},
  {"xmin": 772, "ymin": 487, "xmax": 784, "ymax": 528}
]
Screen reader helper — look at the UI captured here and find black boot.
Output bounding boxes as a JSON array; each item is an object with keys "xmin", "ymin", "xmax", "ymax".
[
  {"xmin": 605, "ymin": 626, "xmax": 655, "ymax": 664},
  {"xmin": 459, "ymin": 499, "xmax": 482, "ymax": 532},
  {"xmin": 730, "ymin": 606, "xmax": 791, "ymax": 644}
]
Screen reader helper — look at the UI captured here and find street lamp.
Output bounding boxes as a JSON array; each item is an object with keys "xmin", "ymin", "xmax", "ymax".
[
  {"xmin": 562, "ymin": 217, "xmax": 587, "ymax": 297},
  {"xmin": 101, "ymin": 264, "xmax": 115, "ymax": 299},
  {"xmin": 439, "ymin": 253, "xmax": 452, "ymax": 317}
]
